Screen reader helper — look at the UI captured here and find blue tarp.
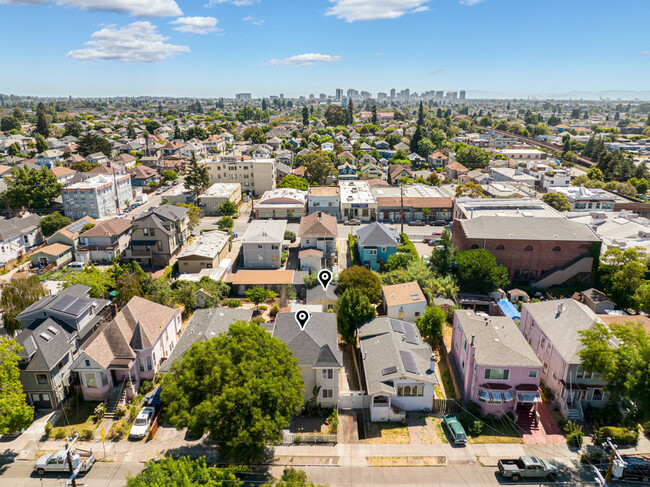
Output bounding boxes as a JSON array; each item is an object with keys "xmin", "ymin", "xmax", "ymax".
[{"xmin": 497, "ymin": 299, "xmax": 521, "ymax": 320}]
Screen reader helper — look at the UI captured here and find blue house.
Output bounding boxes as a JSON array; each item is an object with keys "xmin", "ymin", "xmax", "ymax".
[
  {"xmin": 338, "ymin": 162, "xmax": 358, "ymax": 181},
  {"xmin": 356, "ymin": 222, "xmax": 400, "ymax": 271}
]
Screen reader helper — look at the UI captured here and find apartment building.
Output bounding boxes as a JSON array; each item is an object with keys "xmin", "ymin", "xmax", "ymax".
[
  {"xmin": 339, "ymin": 180, "xmax": 377, "ymax": 222},
  {"xmin": 204, "ymin": 155, "xmax": 276, "ymax": 196},
  {"xmin": 62, "ymin": 174, "xmax": 133, "ymax": 220}
]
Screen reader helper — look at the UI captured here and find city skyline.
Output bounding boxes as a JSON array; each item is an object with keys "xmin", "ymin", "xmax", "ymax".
[{"xmin": 0, "ymin": 0, "xmax": 649, "ymax": 98}]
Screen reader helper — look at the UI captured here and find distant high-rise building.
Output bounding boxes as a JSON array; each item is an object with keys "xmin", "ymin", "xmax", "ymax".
[
  {"xmin": 377, "ymin": 92, "xmax": 387, "ymax": 101},
  {"xmin": 319, "ymin": 93, "xmax": 327, "ymax": 101},
  {"xmin": 280, "ymin": 93, "xmax": 285, "ymax": 99},
  {"xmin": 235, "ymin": 93, "xmax": 252, "ymax": 102},
  {"xmin": 460, "ymin": 90, "xmax": 466, "ymax": 100},
  {"xmin": 360, "ymin": 91, "xmax": 370, "ymax": 100},
  {"xmin": 446, "ymin": 91, "xmax": 458, "ymax": 100},
  {"xmin": 335, "ymin": 88, "xmax": 343, "ymax": 101},
  {"xmin": 390, "ymin": 88, "xmax": 396, "ymax": 99},
  {"xmin": 435, "ymin": 91, "xmax": 444, "ymax": 99},
  {"xmin": 309, "ymin": 94, "xmax": 315, "ymax": 100}
]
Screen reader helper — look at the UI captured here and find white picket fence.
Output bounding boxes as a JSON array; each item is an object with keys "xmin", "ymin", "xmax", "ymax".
[{"xmin": 282, "ymin": 431, "xmax": 337, "ymax": 445}]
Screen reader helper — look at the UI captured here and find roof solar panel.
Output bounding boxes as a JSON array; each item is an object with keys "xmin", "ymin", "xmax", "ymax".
[
  {"xmin": 67, "ymin": 217, "xmax": 93, "ymax": 234},
  {"xmin": 50, "ymin": 294, "xmax": 77, "ymax": 312},
  {"xmin": 403, "ymin": 322, "xmax": 419, "ymax": 345},
  {"xmin": 381, "ymin": 366, "xmax": 398, "ymax": 376},
  {"xmin": 399, "ymin": 350, "xmax": 419, "ymax": 375},
  {"xmin": 391, "ymin": 319, "xmax": 404, "ymax": 334},
  {"xmin": 66, "ymin": 299, "xmax": 90, "ymax": 316}
]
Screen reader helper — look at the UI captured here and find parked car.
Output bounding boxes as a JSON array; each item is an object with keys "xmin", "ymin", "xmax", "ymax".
[
  {"xmin": 432, "ymin": 220, "xmax": 447, "ymax": 226},
  {"xmin": 498, "ymin": 456, "xmax": 558, "ymax": 482},
  {"xmin": 344, "ymin": 219, "xmax": 361, "ymax": 226},
  {"xmin": 66, "ymin": 262, "xmax": 86, "ymax": 270},
  {"xmin": 128, "ymin": 406, "xmax": 156, "ymax": 440},
  {"xmin": 35, "ymin": 449, "xmax": 95, "ymax": 476},
  {"xmin": 442, "ymin": 414, "xmax": 467, "ymax": 445},
  {"xmin": 408, "ymin": 220, "xmax": 426, "ymax": 226},
  {"xmin": 598, "ymin": 455, "xmax": 650, "ymax": 482}
]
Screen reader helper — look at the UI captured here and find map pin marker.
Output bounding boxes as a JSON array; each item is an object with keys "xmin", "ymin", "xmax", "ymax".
[
  {"xmin": 295, "ymin": 309, "xmax": 310, "ymax": 331},
  {"xmin": 318, "ymin": 269, "xmax": 333, "ymax": 291}
]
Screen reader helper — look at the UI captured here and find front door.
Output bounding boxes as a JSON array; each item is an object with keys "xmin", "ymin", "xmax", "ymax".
[{"xmin": 31, "ymin": 393, "xmax": 52, "ymax": 409}]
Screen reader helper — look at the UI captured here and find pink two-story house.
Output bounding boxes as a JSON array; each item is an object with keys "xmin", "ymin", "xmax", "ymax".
[
  {"xmin": 71, "ymin": 296, "xmax": 182, "ymax": 403},
  {"xmin": 451, "ymin": 310, "xmax": 542, "ymax": 422}
]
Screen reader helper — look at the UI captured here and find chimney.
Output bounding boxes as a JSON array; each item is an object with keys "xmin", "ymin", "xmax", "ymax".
[
  {"xmin": 429, "ymin": 354, "xmax": 436, "ymax": 372},
  {"xmin": 557, "ymin": 302, "xmax": 564, "ymax": 314},
  {"xmin": 471, "ymin": 334, "xmax": 475, "ymax": 346}
]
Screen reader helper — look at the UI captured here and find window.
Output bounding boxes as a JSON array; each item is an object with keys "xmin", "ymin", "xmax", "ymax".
[
  {"xmin": 145, "ymin": 355, "xmax": 153, "ymax": 371},
  {"xmin": 369, "ymin": 249, "xmax": 377, "ymax": 255},
  {"xmin": 524, "ymin": 245, "xmax": 533, "ymax": 251},
  {"xmin": 381, "ymin": 247, "xmax": 386, "ymax": 252},
  {"xmin": 36, "ymin": 374, "xmax": 48, "ymax": 385},
  {"xmin": 529, "ymin": 370, "xmax": 538, "ymax": 379},
  {"xmin": 322, "ymin": 389, "xmax": 333, "ymax": 399},
  {"xmin": 543, "ymin": 362, "xmax": 549, "ymax": 375},
  {"xmin": 462, "ymin": 336, "xmax": 467, "ymax": 351},
  {"xmin": 321, "ymin": 369, "xmax": 334, "ymax": 380},
  {"xmin": 258, "ymin": 244, "xmax": 263, "ymax": 249},
  {"xmin": 496, "ymin": 244, "xmax": 505, "ymax": 250},
  {"xmin": 592, "ymin": 388, "xmax": 604, "ymax": 401},
  {"xmin": 150, "ymin": 229, "xmax": 155, "ymax": 237},
  {"xmin": 84, "ymin": 359, "xmax": 90, "ymax": 367},
  {"xmin": 552, "ymin": 246, "xmax": 561, "ymax": 252},
  {"xmin": 139, "ymin": 357, "xmax": 146, "ymax": 372},
  {"xmin": 85, "ymin": 373, "xmax": 97, "ymax": 388},
  {"xmin": 397, "ymin": 385, "xmax": 424, "ymax": 397},
  {"xmin": 271, "ymin": 244, "xmax": 279, "ymax": 250},
  {"xmin": 143, "ymin": 228, "xmax": 149, "ymax": 236},
  {"xmin": 460, "ymin": 358, "xmax": 465, "ymax": 370},
  {"xmin": 540, "ymin": 337, "xmax": 546, "ymax": 350},
  {"xmin": 576, "ymin": 366, "xmax": 592, "ymax": 379},
  {"xmin": 484, "ymin": 369, "xmax": 510, "ymax": 380}
]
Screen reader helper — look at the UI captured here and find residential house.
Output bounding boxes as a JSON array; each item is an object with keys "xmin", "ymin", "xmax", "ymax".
[
  {"xmin": 338, "ymin": 162, "xmax": 358, "ymax": 181},
  {"xmin": 15, "ymin": 285, "xmax": 111, "ymax": 409},
  {"xmin": 112, "ymin": 153, "xmax": 137, "ymax": 169},
  {"xmin": 128, "ymin": 165, "xmax": 159, "ymax": 187},
  {"xmin": 451, "ymin": 310, "xmax": 542, "ymax": 419},
  {"xmin": 177, "ymin": 230, "xmax": 230, "ymax": 274},
  {"xmin": 225, "ymin": 270, "xmax": 296, "ymax": 295},
  {"xmin": 446, "ymin": 161, "xmax": 469, "ymax": 181},
  {"xmin": 388, "ymin": 164, "xmax": 412, "ymax": 183},
  {"xmin": 49, "ymin": 166, "xmax": 76, "ymax": 185},
  {"xmin": 360, "ymin": 162, "xmax": 384, "ymax": 180},
  {"xmin": 241, "ymin": 219, "xmax": 286, "ymax": 269},
  {"xmin": 272, "ymin": 312, "xmax": 343, "ymax": 407},
  {"xmin": 75, "ymin": 219, "xmax": 132, "ymax": 264},
  {"xmin": 307, "ymin": 186, "xmax": 340, "ymax": 218},
  {"xmin": 428, "ymin": 151, "xmax": 448, "ymax": 167},
  {"xmin": 254, "ymin": 188, "xmax": 307, "ymax": 219},
  {"xmin": 298, "ymin": 211, "xmax": 338, "ymax": 271},
  {"xmin": 35, "ymin": 150, "xmax": 64, "ymax": 169},
  {"xmin": 161, "ymin": 140, "xmax": 184, "ymax": 158},
  {"xmin": 356, "ymin": 222, "xmax": 400, "ymax": 271},
  {"xmin": 71, "ymin": 296, "xmax": 181, "ymax": 402},
  {"xmin": 124, "ymin": 205, "xmax": 190, "ymax": 268},
  {"xmin": 306, "ymin": 285, "xmax": 338, "ymax": 312},
  {"xmin": 573, "ymin": 288, "xmax": 615, "ymax": 314},
  {"xmin": 0, "ymin": 213, "xmax": 43, "ymax": 265},
  {"xmin": 86, "ymin": 152, "xmax": 110, "ymax": 165},
  {"xmin": 159, "ymin": 308, "xmax": 254, "ymax": 374},
  {"xmin": 30, "ymin": 243, "xmax": 73, "ymax": 269},
  {"xmin": 47, "ymin": 216, "xmax": 97, "ymax": 254},
  {"xmin": 382, "ymin": 281, "xmax": 426, "ymax": 322},
  {"xmin": 359, "ymin": 317, "xmax": 439, "ymax": 422},
  {"xmin": 519, "ymin": 299, "xmax": 608, "ymax": 421}
]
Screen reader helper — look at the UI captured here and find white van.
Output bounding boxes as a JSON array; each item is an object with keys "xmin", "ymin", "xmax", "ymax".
[{"xmin": 67, "ymin": 262, "xmax": 85, "ymax": 270}]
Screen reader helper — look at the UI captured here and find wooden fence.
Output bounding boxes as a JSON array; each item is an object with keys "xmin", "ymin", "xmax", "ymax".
[{"xmin": 430, "ymin": 398, "xmax": 462, "ymax": 417}]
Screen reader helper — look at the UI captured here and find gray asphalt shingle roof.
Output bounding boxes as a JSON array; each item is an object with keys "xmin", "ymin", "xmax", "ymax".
[
  {"xmin": 0, "ymin": 213, "xmax": 41, "ymax": 242},
  {"xmin": 356, "ymin": 222, "xmax": 400, "ymax": 248}
]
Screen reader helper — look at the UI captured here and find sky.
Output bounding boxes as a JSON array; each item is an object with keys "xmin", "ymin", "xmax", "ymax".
[{"xmin": 0, "ymin": 0, "xmax": 649, "ymax": 99}]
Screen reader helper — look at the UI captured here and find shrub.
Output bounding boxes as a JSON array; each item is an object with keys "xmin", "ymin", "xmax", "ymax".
[
  {"xmin": 348, "ymin": 234, "xmax": 358, "ymax": 266},
  {"xmin": 94, "ymin": 402, "xmax": 106, "ymax": 419},
  {"xmin": 139, "ymin": 380, "xmax": 154, "ymax": 395},
  {"xmin": 270, "ymin": 305, "xmax": 279, "ymax": 317},
  {"xmin": 115, "ymin": 403, "xmax": 128, "ymax": 418},
  {"xmin": 281, "ymin": 252, "xmax": 288, "ymax": 265},
  {"xmin": 110, "ymin": 423, "xmax": 126, "ymax": 440},
  {"xmin": 327, "ymin": 410, "xmax": 338, "ymax": 434},
  {"xmin": 54, "ymin": 428, "xmax": 66, "ymax": 440},
  {"xmin": 644, "ymin": 421, "xmax": 650, "ymax": 440},
  {"xmin": 44, "ymin": 422, "xmax": 53, "ymax": 438},
  {"xmin": 80, "ymin": 428, "xmax": 94, "ymax": 441},
  {"xmin": 580, "ymin": 448, "xmax": 607, "ymax": 465},
  {"xmin": 566, "ymin": 429, "xmax": 584, "ymax": 447},
  {"xmin": 253, "ymin": 316, "xmax": 266, "ymax": 325},
  {"xmin": 129, "ymin": 404, "xmax": 140, "ymax": 422},
  {"xmin": 585, "ymin": 403, "xmax": 623, "ymax": 428},
  {"xmin": 465, "ymin": 401, "xmax": 482, "ymax": 418},
  {"xmin": 293, "ymin": 435, "xmax": 302, "ymax": 444},
  {"xmin": 461, "ymin": 412, "xmax": 483, "ymax": 436},
  {"xmin": 258, "ymin": 305, "xmax": 268, "ymax": 311},
  {"xmin": 592, "ymin": 426, "xmax": 639, "ymax": 446},
  {"xmin": 284, "ymin": 231, "xmax": 296, "ymax": 243},
  {"xmin": 397, "ymin": 233, "xmax": 418, "ymax": 258},
  {"xmin": 226, "ymin": 299, "xmax": 241, "ymax": 308}
]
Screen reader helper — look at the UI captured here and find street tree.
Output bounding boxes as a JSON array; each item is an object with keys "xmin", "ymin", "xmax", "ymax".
[
  {"xmin": 337, "ymin": 265, "xmax": 382, "ymax": 304},
  {"xmin": 456, "ymin": 249, "xmax": 509, "ymax": 294},
  {"xmin": 540, "ymin": 192, "xmax": 572, "ymax": 212},
  {"xmin": 324, "ymin": 105, "xmax": 346, "ymax": 126},
  {"xmin": 0, "ymin": 337, "xmax": 34, "ymax": 434},
  {"xmin": 454, "ymin": 181, "xmax": 484, "ymax": 198},
  {"xmin": 184, "ymin": 152, "xmax": 210, "ymax": 198},
  {"xmin": 39, "ymin": 211, "xmax": 71, "ymax": 237},
  {"xmin": 415, "ymin": 305, "xmax": 446, "ymax": 342},
  {"xmin": 337, "ymin": 288, "xmax": 376, "ymax": 346},
  {"xmin": 217, "ymin": 216, "xmax": 234, "ymax": 232},
  {"xmin": 5, "ymin": 167, "xmax": 62, "ymax": 209},
  {"xmin": 161, "ymin": 321, "xmax": 304, "ymax": 461},
  {"xmin": 598, "ymin": 247, "xmax": 647, "ymax": 309},
  {"xmin": 126, "ymin": 456, "xmax": 242, "ymax": 487},
  {"xmin": 0, "ymin": 276, "xmax": 47, "ymax": 335},
  {"xmin": 162, "ymin": 170, "xmax": 178, "ymax": 181}
]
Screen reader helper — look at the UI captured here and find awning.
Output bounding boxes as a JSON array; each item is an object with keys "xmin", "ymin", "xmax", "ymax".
[
  {"xmin": 560, "ymin": 379, "xmax": 588, "ymax": 391},
  {"xmin": 517, "ymin": 392, "xmax": 540, "ymax": 404}
]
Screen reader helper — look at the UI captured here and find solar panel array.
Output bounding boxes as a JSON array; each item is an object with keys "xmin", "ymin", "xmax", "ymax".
[
  {"xmin": 50, "ymin": 294, "xmax": 77, "ymax": 312},
  {"xmin": 50, "ymin": 295, "xmax": 89, "ymax": 315},
  {"xmin": 391, "ymin": 319, "xmax": 404, "ymax": 334},
  {"xmin": 381, "ymin": 366, "xmax": 398, "ymax": 376},
  {"xmin": 403, "ymin": 322, "xmax": 419, "ymax": 345},
  {"xmin": 67, "ymin": 217, "xmax": 93, "ymax": 234},
  {"xmin": 399, "ymin": 350, "xmax": 419, "ymax": 374}
]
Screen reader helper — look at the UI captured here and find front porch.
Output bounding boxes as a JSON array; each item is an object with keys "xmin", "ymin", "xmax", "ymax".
[{"xmin": 370, "ymin": 395, "xmax": 406, "ymax": 423}]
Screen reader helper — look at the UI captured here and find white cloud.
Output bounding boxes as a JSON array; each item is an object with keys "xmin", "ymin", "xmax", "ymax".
[
  {"xmin": 643, "ymin": 51, "xmax": 650, "ymax": 56},
  {"xmin": 269, "ymin": 53, "xmax": 342, "ymax": 67},
  {"xmin": 205, "ymin": 0, "xmax": 257, "ymax": 6},
  {"xmin": 171, "ymin": 16, "xmax": 220, "ymax": 34},
  {"xmin": 0, "ymin": 0, "xmax": 182, "ymax": 17},
  {"xmin": 459, "ymin": 0, "xmax": 485, "ymax": 5},
  {"xmin": 325, "ymin": 0, "xmax": 428, "ymax": 22},
  {"xmin": 243, "ymin": 16, "xmax": 265, "ymax": 26},
  {"xmin": 67, "ymin": 21, "xmax": 189, "ymax": 62}
]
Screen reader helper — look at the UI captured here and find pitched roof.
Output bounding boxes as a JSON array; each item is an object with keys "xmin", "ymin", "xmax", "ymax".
[
  {"xmin": 225, "ymin": 270, "xmax": 295, "ymax": 285},
  {"xmin": 272, "ymin": 312, "xmax": 342, "ymax": 368},
  {"xmin": 383, "ymin": 281, "xmax": 425, "ymax": 307},
  {"xmin": 80, "ymin": 218, "xmax": 131, "ymax": 238},
  {"xmin": 298, "ymin": 212, "xmax": 338, "ymax": 238},
  {"xmin": 356, "ymin": 222, "xmax": 400, "ymax": 247},
  {"xmin": 16, "ymin": 318, "xmax": 75, "ymax": 372},
  {"xmin": 112, "ymin": 296, "xmax": 180, "ymax": 350},
  {"xmin": 306, "ymin": 284, "xmax": 337, "ymax": 303},
  {"xmin": 55, "ymin": 216, "xmax": 97, "ymax": 240},
  {"xmin": 36, "ymin": 242, "xmax": 72, "ymax": 257},
  {"xmin": 0, "ymin": 213, "xmax": 41, "ymax": 242},
  {"xmin": 447, "ymin": 161, "xmax": 469, "ymax": 172}
]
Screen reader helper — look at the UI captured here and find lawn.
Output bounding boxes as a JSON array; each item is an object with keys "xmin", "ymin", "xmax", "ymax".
[
  {"xmin": 364, "ymin": 421, "xmax": 410, "ymax": 444},
  {"xmin": 51, "ymin": 399, "xmax": 99, "ymax": 440},
  {"xmin": 468, "ymin": 416, "xmax": 523, "ymax": 444}
]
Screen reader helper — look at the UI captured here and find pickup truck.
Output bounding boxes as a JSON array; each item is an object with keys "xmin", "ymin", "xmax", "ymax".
[
  {"xmin": 498, "ymin": 456, "xmax": 558, "ymax": 482},
  {"xmin": 34, "ymin": 448, "xmax": 95, "ymax": 476}
]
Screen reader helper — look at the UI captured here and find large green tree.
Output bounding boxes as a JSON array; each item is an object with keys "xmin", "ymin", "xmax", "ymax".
[
  {"xmin": 63, "ymin": 120, "xmax": 83, "ymax": 137},
  {"xmin": 579, "ymin": 322, "xmax": 650, "ymax": 420},
  {"xmin": 218, "ymin": 200, "xmax": 238, "ymax": 215},
  {"xmin": 126, "ymin": 457, "xmax": 242, "ymax": 487},
  {"xmin": 454, "ymin": 144, "xmax": 491, "ymax": 169},
  {"xmin": 5, "ymin": 167, "xmax": 62, "ymax": 209},
  {"xmin": 0, "ymin": 276, "xmax": 47, "ymax": 335},
  {"xmin": 1, "ymin": 116, "xmax": 20, "ymax": 132},
  {"xmin": 77, "ymin": 133, "xmax": 113, "ymax": 157},
  {"xmin": 540, "ymin": 192, "xmax": 572, "ymax": 212},
  {"xmin": 39, "ymin": 211, "xmax": 71, "ymax": 237},
  {"xmin": 184, "ymin": 153, "xmax": 210, "ymax": 198},
  {"xmin": 161, "ymin": 322, "xmax": 303, "ymax": 461},
  {"xmin": 0, "ymin": 337, "xmax": 34, "ymax": 434},
  {"xmin": 337, "ymin": 288, "xmax": 376, "ymax": 346},
  {"xmin": 598, "ymin": 248, "xmax": 647, "ymax": 309},
  {"xmin": 324, "ymin": 105, "xmax": 346, "ymax": 127},
  {"xmin": 416, "ymin": 305, "xmax": 446, "ymax": 342},
  {"xmin": 62, "ymin": 266, "xmax": 115, "ymax": 299},
  {"xmin": 278, "ymin": 175, "xmax": 309, "ymax": 191},
  {"xmin": 337, "ymin": 266, "xmax": 382, "ymax": 304},
  {"xmin": 303, "ymin": 150, "xmax": 334, "ymax": 186},
  {"xmin": 456, "ymin": 249, "xmax": 509, "ymax": 293},
  {"xmin": 34, "ymin": 133, "xmax": 48, "ymax": 153},
  {"xmin": 430, "ymin": 228, "xmax": 456, "ymax": 277},
  {"xmin": 35, "ymin": 107, "xmax": 50, "ymax": 138}
]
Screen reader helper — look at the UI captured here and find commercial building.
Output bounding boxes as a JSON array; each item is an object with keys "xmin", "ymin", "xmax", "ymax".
[
  {"xmin": 62, "ymin": 174, "xmax": 133, "ymax": 220},
  {"xmin": 453, "ymin": 198, "xmax": 561, "ymax": 220},
  {"xmin": 204, "ymin": 155, "xmax": 276, "ymax": 196},
  {"xmin": 198, "ymin": 183, "xmax": 242, "ymax": 216},
  {"xmin": 548, "ymin": 186, "xmax": 616, "ymax": 212},
  {"xmin": 254, "ymin": 188, "xmax": 307, "ymax": 219},
  {"xmin": 177, "ymin": 230, "xmax": 230, "ymax": 274},
  {"xmin": 373, "ymin": 184, "xmax": 453, "ymax": 223},
  {"xmin": 307, "ymin": 186, "xmax": 340, "ymax": 218},
  {"xmin": 339, "ymin": 180, "xmax": 377, "ymax": 222}
]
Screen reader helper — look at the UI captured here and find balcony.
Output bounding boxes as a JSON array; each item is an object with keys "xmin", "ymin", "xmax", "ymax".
[{"xmin": 128, "ymin": 249, "xmax": 152, "ymax": 257}]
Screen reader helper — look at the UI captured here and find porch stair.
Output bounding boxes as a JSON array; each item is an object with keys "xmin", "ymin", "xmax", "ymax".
[
  {"xmin": 515, "ymin": 405, "xmax": 538, "ymax": 431},
  {"xmin": 104, "ymin": 381, "xmax": 126, "ymax": 419},
  {"xmin": 567, "ymin": 407, "xmax": 582, "ymax": 422}
]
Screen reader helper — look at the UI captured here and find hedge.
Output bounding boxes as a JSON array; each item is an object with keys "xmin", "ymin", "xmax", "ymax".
[
  {"xmin": 397, "ymin": 233, "xmax": 418, "ymax": 258},
  {"xmin": 592, "ymin": 426, "xmax": 639, "ymax": 446},
  {"xmin": 348, "ymin": 234, "xmax": 359, "ymax": 266}
]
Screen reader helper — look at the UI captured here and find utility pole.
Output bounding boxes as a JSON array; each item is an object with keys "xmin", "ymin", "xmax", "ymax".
[
  {"xmin": 64, "ymin": 433, "xmax": 79, "ymax": 487},
  {"xmin": 400, "ymin": 180, "xmax": 405, "ymax": 234},
  {"xmin": 604, "ymin": 436, "xmax": 626, "ymax": 485}
]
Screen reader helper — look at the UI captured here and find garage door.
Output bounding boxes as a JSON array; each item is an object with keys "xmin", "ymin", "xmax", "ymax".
[{"xmin": 31, "ymin": 393, "xmax": 53, "ymax": 409}]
